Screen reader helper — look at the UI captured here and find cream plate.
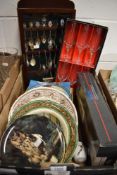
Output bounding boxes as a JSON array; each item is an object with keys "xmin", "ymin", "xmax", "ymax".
[
  {"xmin": 9, "ymin": 100, "xmax": 78, "ymax": 162},
  {"xmin": 10, "ymin": 106, "xmax": 70, "ymax": 146},
  {"xmin": 1, "ymin": 115, "xmax": 66, "ymax": 168},
  {"xmin": 8, "ymin": 87, "xmax": 78, "ymax": 125}
]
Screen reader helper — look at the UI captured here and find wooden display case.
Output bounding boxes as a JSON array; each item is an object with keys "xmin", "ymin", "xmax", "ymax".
[{"xmin": 17, "ymin": 0, "xmax": 76, "ymax": 88}]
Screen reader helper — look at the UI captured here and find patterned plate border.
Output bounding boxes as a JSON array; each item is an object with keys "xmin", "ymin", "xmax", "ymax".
[
  {"xmin": 10, "ymin": 100, "xmax": 78, "ymax": 162},
  {"xmin": 8, "ymin": 87, "xmax": 78, "ymax": 125}
]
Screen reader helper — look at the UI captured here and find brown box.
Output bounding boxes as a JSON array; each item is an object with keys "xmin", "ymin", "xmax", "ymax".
[
  {"xmin": 0, "ymin": 58, "xmax": 20, "ymax": 112},
  {"xmin": 0, "ymin": 70, "xmax": 24, "ymax": 139},
  {"xmin": 0, "ymin": 94, "xmax": 2, "ymax": 111},
  {"xmin": 98, "ymin": 69, "xmax": 117, "ymax": 123},
  {"xmin": 76, "ymin": 88, "xmax": 107, "ymax": 166},
  {"xmin": 76, "ymin": 72, "xmax": 117, "ymax": 166}
]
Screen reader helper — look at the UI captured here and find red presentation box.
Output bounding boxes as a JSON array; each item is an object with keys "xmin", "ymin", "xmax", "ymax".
[{"xmin": 56, "ymin": 20, "xmax": 108, "ymax": 86}]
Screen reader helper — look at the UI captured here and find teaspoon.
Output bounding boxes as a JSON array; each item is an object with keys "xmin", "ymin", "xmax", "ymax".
[{"xmin": 30, "ymin": 54, "xmax": 36, "ymax": 67}]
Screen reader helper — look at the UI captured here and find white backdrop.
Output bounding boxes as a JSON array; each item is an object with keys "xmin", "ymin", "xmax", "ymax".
[{"xmin": 0, "ymin": 0, "xmax": 117, "ymax": 72}]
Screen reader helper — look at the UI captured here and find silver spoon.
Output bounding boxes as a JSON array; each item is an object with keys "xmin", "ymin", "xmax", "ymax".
[
  {"xmin": 35, "ymin": 21, "xmax": 40, "ymax": 28},
  {"xmin": 60, "ymin": 19, "xmax": 65, "ymax": 27},
  {"xmin": 28, "ymin": 31, "xmax": 34, "ymax": 50},
  {"xmin": 53, "ymin": 47, "xmax": 57, "ymax": 69},
  {"xmin": 29, "ymin": 21, "xmax": 33, "ymax": 28},
  {"xmin": 48, "ymin": 51, "xmax": 53, "ymax": 69},
  {"xmin": 41, "ymin": 16, "xmax": 47, "ymax": 28},
  {"xmin": 24, "ymin": 30, "xmax": 28, "ymax": 52},
  {"xmin": 23, "ymin": 23, "xmax": 27, "ymax": 29},
  {"xmin": 38, "ymin": 51, "xmax": 41, "ymax": 70},
  {"xmin": 48, "ymin": 30, "xmax": 53, "ymax": 50},
  {"xmin": 42, "ymin": 64, "xmax": 46, "ymax": 72},
  {"xmin": 34, "ymin": 31, "xmax": 41, "ymax": 49},
  {"xmin": 41, "ymin": 31, "xmax": 47, "ymax": 44},
  {"xmin": 25, "ymin": 53, "xmax": 29, "ymax": 67},
  {"xmin": 48, "ymin": 20, "xmax": 53, "ymax": 28},
  {"xmin": 30, "ymin": 54, "xmax": 36, "ymax": 67}
]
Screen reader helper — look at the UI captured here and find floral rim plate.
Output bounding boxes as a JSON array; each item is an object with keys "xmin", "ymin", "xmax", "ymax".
[
  {"xmin": 27, "ymin": 80, "xmax": 71, "ymax": 98},
  {"xmin": 0, "ymin": 115, "xmax": 66, "ymax": 168},
  {"xmin": 8, "ymin": 87, "xmax": 78, "ymax": 125},
  {"xmin": 9, "ymin": 100, "xmax": 78, "ymax": 162}
]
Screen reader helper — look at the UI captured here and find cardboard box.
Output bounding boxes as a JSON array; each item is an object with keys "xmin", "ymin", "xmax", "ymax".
[
  {"xmin": 98, "ymin": 69, "xmax": 117, "ymax": 123},
  {"xmin": 0, "ymin": 70, "xmax": 24, "ymax": 139},
  {"xmin": 0, "ymin": 58, "xmax": 20, "ymax": 112},
  {"xmin": 77, "ymin": 72, "xmax": 117, "ymax": 158},
  {"xmin": 0, "ymin": 94, "xmax": 2, "ymax": 112}
]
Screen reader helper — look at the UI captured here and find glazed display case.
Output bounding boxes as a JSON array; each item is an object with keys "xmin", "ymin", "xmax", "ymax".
[{"xmin": 17, "ymin": 0, "xmax": 75, "ymax": 87}]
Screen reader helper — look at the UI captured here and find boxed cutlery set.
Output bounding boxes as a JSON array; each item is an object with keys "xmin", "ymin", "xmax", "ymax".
[
  {"xmin": 0, "ymin": 0, "xmax": 117, "ymax": 174},
  {"xmin": 76, "ymin": 72, "xmax": 117, "ymax": 165}
]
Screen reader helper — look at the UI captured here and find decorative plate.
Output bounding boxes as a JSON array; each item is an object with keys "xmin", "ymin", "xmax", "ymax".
[
  {"xmin": 9, "ymin": 100, "xmax": 78, "ymax": 162},
  {"xmin": 27, "ymin": 80, "xmax": 71, "ymax": 98},
  {"xmin": 0, "ymin": 115, "xmax": 66, "ymax": 168},
  {"xmin": 25, "ymin": 107, "xmax": 70, "ymax": 146},
  {"xmin": 8, "ymin": 87, "xmax": 78, "ymax": 125},
  {"xmin": 9, "ymin": 106, "xmax": 70, "ymax": 146}
]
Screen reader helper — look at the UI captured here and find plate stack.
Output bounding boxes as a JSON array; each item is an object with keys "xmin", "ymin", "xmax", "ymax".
[{"xmin": 0, "ymin": 85, "xmax": 78, "ymax": 168}]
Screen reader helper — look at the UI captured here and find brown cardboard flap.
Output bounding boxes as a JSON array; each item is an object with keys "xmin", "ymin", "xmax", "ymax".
[
  {"xmin": 0, "ymin": 94, "xmax": 2, "ymax": 112},
  {"xmin": 0, "ymin": 71, "xmax": 24, "ymax": 138},
  {"xmin": 99, "ymin": 69, "xmax": 112, "ymax": 81},
  {"xmin": 98, "ymin": 69, "xmax": 117, "ymax": 123},
  {"xmin": 0, "ymin": 59, "xmax": 20, "ymax": 111}
]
